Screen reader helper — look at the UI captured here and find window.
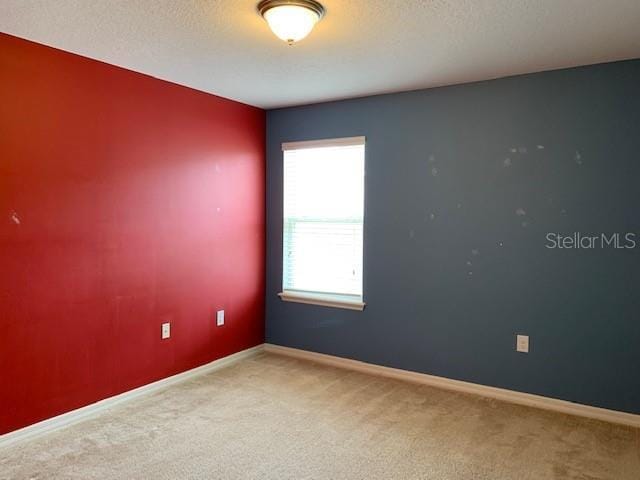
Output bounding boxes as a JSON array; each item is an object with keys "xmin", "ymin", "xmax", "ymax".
[{"xmin": 279, "ymin": 136, "xmax": 365, "ymax": 311}]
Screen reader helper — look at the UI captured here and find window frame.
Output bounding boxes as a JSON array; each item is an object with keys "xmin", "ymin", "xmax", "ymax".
[{"xmin": 278, "ymin": 136, "xmax": 366, "ymax": 311}]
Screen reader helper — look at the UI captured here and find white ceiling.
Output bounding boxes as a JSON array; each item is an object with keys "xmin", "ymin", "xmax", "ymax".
[{"xmin": 2, "ymin": 0, "xmax": 640, "ymax": 109}]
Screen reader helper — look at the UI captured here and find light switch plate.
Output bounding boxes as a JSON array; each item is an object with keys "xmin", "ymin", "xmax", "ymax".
[
  {"xmin": 516, "ymin": 334, "xmax": 529, "ymax": 353},
  {"xmin": 162, "ymin": 322, "xmax": 171, "ymax": 339},
  {"xmin": 216, "ymin": 310, "xmax": 224, "ymax": 327}
]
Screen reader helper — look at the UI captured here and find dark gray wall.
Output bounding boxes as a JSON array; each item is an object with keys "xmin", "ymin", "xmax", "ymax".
[{"xmin": 265, "ymin": 60, "xmax": 640, "ymax": 415}]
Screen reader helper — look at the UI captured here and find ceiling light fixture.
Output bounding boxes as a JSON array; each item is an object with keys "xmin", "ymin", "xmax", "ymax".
[{"xmin": 258, "ymin": 0, "xmax": 325, "ymax": 45}]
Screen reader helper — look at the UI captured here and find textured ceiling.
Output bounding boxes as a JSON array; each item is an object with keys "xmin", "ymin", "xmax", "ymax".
[{"xmin": 2, "ymin": 0, "xmax": 640, "ymax": 108}]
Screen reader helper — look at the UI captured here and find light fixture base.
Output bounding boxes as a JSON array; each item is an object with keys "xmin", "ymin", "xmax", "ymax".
[{"xmin": 257, "ymin": 0, "xmax": 325, "ymax": 19}]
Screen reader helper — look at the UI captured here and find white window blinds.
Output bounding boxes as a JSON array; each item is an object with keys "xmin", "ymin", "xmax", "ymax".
[{"xmin": 282, "ymin": 137, "xmax": 365, "ymax": 301}]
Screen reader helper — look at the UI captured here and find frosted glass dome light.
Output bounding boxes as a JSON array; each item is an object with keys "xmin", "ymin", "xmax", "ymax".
[{"xmin": 258, "ymin": 0, "xmax": 325, "ymax": 45}]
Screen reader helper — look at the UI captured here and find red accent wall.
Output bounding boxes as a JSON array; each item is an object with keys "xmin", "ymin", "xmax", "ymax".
[{"xmin": 0, "ymin": 33, "xmax": 265, "ymax": 435}]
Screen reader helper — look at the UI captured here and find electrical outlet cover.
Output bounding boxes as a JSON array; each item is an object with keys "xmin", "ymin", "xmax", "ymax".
[
  {"xmin": 516, "ymin": 334, "xmax": 529, "ymax": 353},
  {"xmin": 162, "ymin": 322, "xmax": 171, "ymax": 339}
]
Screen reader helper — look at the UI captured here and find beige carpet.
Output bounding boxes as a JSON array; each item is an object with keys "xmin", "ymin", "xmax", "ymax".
[{"xmin": 1, "ymin": 352, "xmax": 638, "ymax": 480}]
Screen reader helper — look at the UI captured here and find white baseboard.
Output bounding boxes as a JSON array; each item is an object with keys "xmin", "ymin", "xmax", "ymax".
[
  {"xmin": 0, "ymin": 344, "xmax": 264, "ymax": 449},
  {"xmin": 4, "ymin": 342, "xmax": 635, "ymax": 450},
  {"xmin": 264, "ymin": 344, "xmax": 640, "ymax": 429}
]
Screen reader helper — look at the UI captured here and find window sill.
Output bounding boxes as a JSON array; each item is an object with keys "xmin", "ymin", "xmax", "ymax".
[{"xmin": 277, "ymin": 291, "xmax": 365, "ymax": 311}]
